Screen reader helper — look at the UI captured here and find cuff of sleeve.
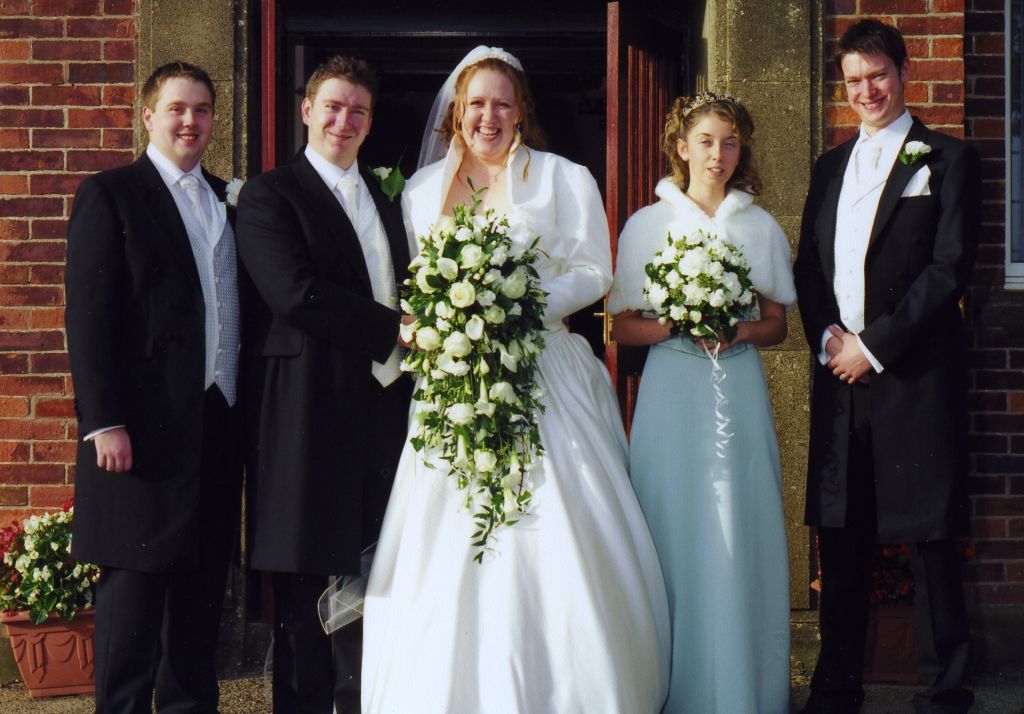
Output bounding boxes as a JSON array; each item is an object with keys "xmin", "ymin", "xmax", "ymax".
[
  {"xmin": 817, "ymin": 328, "xmax": 831, "ymax": 365},
  {"xmin": 83, "ymin": 424, "xmax": 125, "ymax": 442},
  {"xmin": 855, "ymin": 335, "xmax": 885, "ymax": 373}
]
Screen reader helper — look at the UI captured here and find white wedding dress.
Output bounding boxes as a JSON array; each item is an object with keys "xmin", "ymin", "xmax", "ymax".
[{"xmin": 361, "ymin": 144, "xmax": 670, "ymax": 714}]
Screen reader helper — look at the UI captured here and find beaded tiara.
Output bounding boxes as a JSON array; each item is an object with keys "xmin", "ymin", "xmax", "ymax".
[{"xmin": 682, "ymin": 91, "xmax": 742, "ymax": 117}]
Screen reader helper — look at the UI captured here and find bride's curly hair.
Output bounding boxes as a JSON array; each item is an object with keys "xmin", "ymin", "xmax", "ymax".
[
  {"xmin": 438, "ymin": 58, "xmax": 547, "ymax": 163},
  {"xmin": 663, "ymin": 93, "xmax": 762, "ymax": 195}
]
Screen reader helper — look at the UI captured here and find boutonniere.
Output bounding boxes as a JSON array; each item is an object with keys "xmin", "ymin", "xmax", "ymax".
[
  {"xmin": 898, "ymin": 141, "xmax": 932, "ymax": 165},
  {"xmin": 225, "ymin": 178, "xmax": 244, "ymax": 208},
  {"xmin": 373, "ymin": 165, "xmax": 405, "ymax": 202}
]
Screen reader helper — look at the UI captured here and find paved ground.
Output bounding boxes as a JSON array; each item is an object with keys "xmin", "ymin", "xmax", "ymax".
[{"xmin": 0, "ymin": 670, "xmax": 1022, "ymax": 713}]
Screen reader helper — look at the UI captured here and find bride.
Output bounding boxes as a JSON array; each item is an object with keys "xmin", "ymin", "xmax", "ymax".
[{"xmin": 361, "ymin": 46, "xmax": 669, "ymax": 713}]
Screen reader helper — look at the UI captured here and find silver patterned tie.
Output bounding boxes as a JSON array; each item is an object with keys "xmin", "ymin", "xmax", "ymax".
[
  {"xmin": 179, "ymin": 174, "xmax": 210, "ymax": 236},
  {"xmin": 336, "ymin": 174, "xmax": 359, "ymax": 227}
]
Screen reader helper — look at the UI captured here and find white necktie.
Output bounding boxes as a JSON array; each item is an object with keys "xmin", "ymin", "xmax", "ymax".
[
  {"xmin": 854, "ymin": 142, "xmax": 882, "ymax": 186},
  {"xmin": 336, "ymin": 174, "xmax": 359, "ymax": 227},
  {"xmin": 179, "ymin": 174, "xmax": 210, "ymax": 236}
]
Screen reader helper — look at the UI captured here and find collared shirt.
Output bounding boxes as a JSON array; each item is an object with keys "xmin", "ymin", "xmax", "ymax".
[
  {"xmin": 823, "ymin": 110, "xmax": 914, "ymax": 372},
  {"xmin": 304, "ymin": 144, "xmax": 402, "ymax": 385}
]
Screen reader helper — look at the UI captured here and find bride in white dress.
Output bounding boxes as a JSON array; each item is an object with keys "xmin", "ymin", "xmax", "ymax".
[{"xmin": 361, "ymin": 47, "xmax": 669, "ymax": 713}]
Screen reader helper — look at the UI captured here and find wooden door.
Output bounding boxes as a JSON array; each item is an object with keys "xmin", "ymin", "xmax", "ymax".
[{"xmin": 605, "ymin": 2, "xmax": 686, "ymax": 432}]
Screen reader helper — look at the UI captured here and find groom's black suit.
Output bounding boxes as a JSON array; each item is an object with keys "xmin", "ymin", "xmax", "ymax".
[
  {"xmin": 795, "ymin": 118, "xmax": 980, "ymax": 713},
  {"xmin": 236, "ymin": 150, "xmax": 411, "ymax": 711}
]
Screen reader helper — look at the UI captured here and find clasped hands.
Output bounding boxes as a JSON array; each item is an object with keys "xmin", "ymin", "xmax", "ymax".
[{"xmin": 826, "ymin": 325, "xmax": 872, "ymax": 384}]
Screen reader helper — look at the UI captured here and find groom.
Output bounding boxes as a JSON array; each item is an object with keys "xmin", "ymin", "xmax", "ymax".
[
  {"xmin": 795, "ymin": 19, "xmax": 980, "ymax": 714},
  {"xmin": 235, "ymin": 55, "xmax": 411, "ymax": 712}
]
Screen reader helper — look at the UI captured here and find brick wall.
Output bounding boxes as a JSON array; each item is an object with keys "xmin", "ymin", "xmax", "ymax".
[
  {"xmin": 825, "ymin": 0, "xmax": 1024, "ymax": 607},
  {"xmin": 0, "ymin": 0, "xmax": 135, "ymax": 523}
]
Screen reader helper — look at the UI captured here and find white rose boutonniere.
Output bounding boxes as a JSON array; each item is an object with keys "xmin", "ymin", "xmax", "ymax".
[
  {"xmin": 373, "ymin": 164, "xmax": 405, "ymax": 201},
  {"xmin": 898, "ymin": 141, "xmax": 932, "ymax": 165},
  {"xmin": 225, "ymin": 178, "xmax": 244, "ymax": 208}
]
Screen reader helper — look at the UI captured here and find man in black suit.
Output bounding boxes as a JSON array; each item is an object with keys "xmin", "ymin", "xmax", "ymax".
[
  {"xmin": 235, "ymin": 55, "xmax": 411, "ymax": 712},
  {"xmin": 66, "ymin": 61, "xmax": 242, "ymax": 713},
  {"xmin": 795, "ymin": 19, "xmax": 980, "ymax": 714}
]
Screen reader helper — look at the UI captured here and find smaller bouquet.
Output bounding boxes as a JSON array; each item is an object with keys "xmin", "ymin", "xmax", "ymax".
[
  {"xmin": 643, "ymin": 228, "xmax": 755, "ymax": 343},
  {"xmin": 400, "ymin": 190, "xmax": 547, "ymax": 559},
  {"xmin": 0, "ymin": 500, "xmax": 100, "ymax": 624}
]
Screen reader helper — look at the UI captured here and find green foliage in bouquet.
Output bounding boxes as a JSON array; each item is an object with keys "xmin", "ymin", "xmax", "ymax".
[
  {"xmin": 401, "ymin": 189, "xmax": 547, "ymax": 560},
  {"xmin": 0, "ymin": 500, "xmax": 99, "ymax": 624}
]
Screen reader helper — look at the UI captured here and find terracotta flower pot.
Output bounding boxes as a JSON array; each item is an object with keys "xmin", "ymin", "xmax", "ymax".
[
  {"xmin": 1, "ymin": 608, "xmax": 96, "ymax": 698},
  {"xmin": 862, "ymin": 603, "xmax": 919, "ymax": 684}
]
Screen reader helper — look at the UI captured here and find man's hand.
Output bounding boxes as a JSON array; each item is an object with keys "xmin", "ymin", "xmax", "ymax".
[
  {"xmin": 825, "ymin": 324, "xmax": 844, "ymax": 360},
  {"xmin": 94, "ymin": 428, "xmax": 133, "ymax": 472},
  {"xmin": 828, "ymin": 331, "xmax": 872, "ymax": 384}
]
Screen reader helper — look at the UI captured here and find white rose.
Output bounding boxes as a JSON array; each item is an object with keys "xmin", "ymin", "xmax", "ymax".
[
  {"xmin": 646, "ymin": 284, "xmax": 669, "ymax": 310},
  {"xmin": 437, "ymin": 257, "xmax": 459, "ymax": 281},
  {"xmin": 472, "ymin": 214, "xmax": 489, "ymax": 231},
  {"xmin": 707, "ymin": 260, "xmax": 724, "ymax": 279},
  {"xmin": 682, "ymin": 283, "xmax": 707, "ymax": 305},
  {"xmin": 438, "ymin": 352, "xmax": 470, "ymax": 375},
  {"xmin": 435, "ymin": 215, "xmax": 457, "ymax": 235},
  {"xmin": 474, "ymin": 450, "xmax": 497, "ymax": 472},
  {"xmin": 225, "ymin": 178, "xmax": 244, "ymax": 208},
  {"xmin": 442, "ymin": 331, "xmax": 473, "ymax": 357},
  {"xmin": 476, "ymin": 290, "xmax": 496, "ymax": 307},
  {"xmin": 489, "ymin": 245, "xmax": 509, "ymax": 266},
  {"xmin": 455, "ymin": 226, "xmax": 473, "ymax": 242},
  {"xmin": 465, "ymin": 315, "xmax": 486, "ymax": 341},
  {"xmin": 739, "ymin": 289, "xmax": 753, "ymax": 304},
  {"xmin": 685, "ymin": 231, "xmax": 703, "ymax": 246},
  {"xmin": 708, "ymin": 289, "xmax": 726, "ymax": 308},
  {"xmin": 669, "ymin": 304, "xmax": 687, "ymax": 321},
  {"xmin": 501, "ymin": 268, "xmax": 528, "ymax": 299},
  {"xmin": 415, "ymin": 326, "xmax": 441, "ymax": 351},
  {"xmin": 904, "ymin": 140, "xmax": 931, "ymax": 156},
  {"xmin": 489, "ymin": 381, "xmax": 517, "ymax": 404},
  {"xmin": 483, "ymin": 268, "xmax": 502, "ymax": 285},
  {"xmin": 435, "ymin": 301, "xmax": 454, "ymax": 319},
  {"xmin": 460, "ymin": 244, "xmax": 485, "ymax": 270},
  {"xmin": 449, "ymin": 281, "xmax": 476, "ymax": 308},
  {"xmin": 678, "ymin": 249, "xmax": 708, "ymax": 277},
  {"xmin": 483, "ymin": 305, "xmax": 506, "ymax": 324},
  {"xmin": 446, "ymin": 402, "xmax": 476, "ymax": 425},
  {"xmin": 657, "ymin": 244, "xmax": 678, "ymax": 265},
  {"xmin": 415, "ymin": 266, "xmax": 439, "ymax": 293},
  {"xmin": 722, "ymin": 272, "xmax": 742, "ymax": 298},
  {"xmin": 664, "ymin": 270, "xmax": 682, "ymax": 288},
  {"xmin": 690, "ymin": 310, "xmax": 702, "ymax": 323}
]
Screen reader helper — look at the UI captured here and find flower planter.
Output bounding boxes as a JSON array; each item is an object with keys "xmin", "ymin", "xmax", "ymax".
[
  {"xmin": 1, "ymin": 608, "xmax": 96, "ymax": 697},
  {"xmin": 863, "ymin": 603, "xmax": 918, "ymax": 684}
]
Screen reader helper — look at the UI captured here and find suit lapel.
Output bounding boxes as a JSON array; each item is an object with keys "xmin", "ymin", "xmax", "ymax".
[
  {"xmin": 133, "ymin": 154, "xmax": 201, "ymax": 287},
  {"xmin": 869, "ymin": 119, "xmax": 930, "ymax": 246},
  {"xmin": 291, "ymin": 153, "xmax": 373, "ymax": 294},
  {"xmin": 819, "ymin": 138, "xmax": 856, "ymax": 283},
  {"xmin": 360, "ymin": 162, "xmax": 411, "ymax": 283}
]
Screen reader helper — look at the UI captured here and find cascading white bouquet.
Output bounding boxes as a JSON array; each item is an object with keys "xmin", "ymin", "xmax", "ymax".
[
  {"xmin": 643, "ymin": 228, "xmax": 755, "ymax": 341},
  {"xmin": 400, "ymin": 192, "xmax": 547, "ymax": 560}
]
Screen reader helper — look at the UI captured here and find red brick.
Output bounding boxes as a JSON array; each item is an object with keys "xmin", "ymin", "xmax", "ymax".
[
  {"xmin": 966, "ymin": 12, "xmax": 1005, "ymax": 33},
  {"xmin": 66, "ymin": 18, "xmax": 134, "ymax": 39},
  {"xmin": 973, "ymin": 33, "xmax": 1005, "ymax": 55},
  {"xmin": 104, "ymin": 0, "xmax": 134, "ymax": 13},
  {"xmin": 974, "ymin": 498, "xmax": 1024, "ymax": 517},
  {"xmin": 33, "ymin": 397, "xmax": 73, "ymax": 419},
  {"xmin": 825, "ymin": 0, "xmax": 855, "ymax": 13},
  {"xmin": 968, "ymin": 475, "xmax": 1006, "ymax": 494},
  {"xmin": 825, "ymin": 17, "xmax": 859, "ymax": 40},
  {"xmin": 34, "ymin": 39, "xmax": 102, "ymax": 61},
  {"xmin": 33, "ymin": 0, "xmax": 100, "ymax": 15},
  {"xmin": 904, "ymin": 82, "xmax": 929, "ymax": 103},
  {"xmin": 0, "ymin": 196, "xmax": 63, "ymax": 218},
  {"xmin": 0, "ymin": 151, "xmax": 62, "ymax": 172},
  {"xmin": 0, "ymin": 487, "xmax": 27, "ymax": 506},
  {"xmin": 29, "ymin": 485, "xmax": 75, "ymax": 507},
  {"xmin": 904, "ymin": 37, "xmax": 929, "ymax": 57},
  {"xmin": 970, "ymin": 518, "xmax": 1008, "ymax": 538},
  {"xmin": 914, "ymin": 105, "xmax": 965, "ymax": 127},
  {"xmin": 898, "ymin": 15, "xmax": 964, "ymax": 36},
  {"xmin": 0, "ymin": 286, "xmax": 62, "ymax": 307},
  {"xmin": 971, "ymin": 117, "xmax": 1005, "ymax": 138},
  {"xmin": 0, "ymin": 308, "xmax": 29, "ymax": 328},
  {"xmin": 29, "ymin": 265, "xmax": 63, "ymax": 285},
  {"xmin": 0, "ymin": 39, "xmax": 29, "ymax": 59},
  {"xmin": 0, "ymin": 86, "xmax": 28, "ymax": 104},
  {"xmin": 30, "ymin": 219, "xmax": 66, "ymax": 240},
  {"xmin": 0, "ymin": 18, "xmax": 64, "ymax": 39},
  {"xmin": 29, "ymin": 352, "xmax": 68, "ymax": 373},
  {"xmin": 933, "ymin": 82, "xmax": 964, "ymax": 104},
  {"xmin": 910, "ymin": 59, "xmax": 964, "ymax": 82},
  {"xmin": 0, "ymin": 108, "xmax": 65, "ymax": 128},
  {"xmin": 66, "ymin": 149, "xmax": 131, "ymax": 172},
  {"xmin": 0, "ymin": 419, "xmax": 66, "ymax": 440},
  {"xmin": 68, "ymin": 62, "xmax": 132, "ymax": 84},
  {"xmin": 976, "ymin": 370, "xmax": 1024, "ymax": 389},
  {"xmin": 0, "ymin": 241, "xmax": 64, "ymax": 263},
  {"xmin": 0, "ymin": 218, "xmax": 27, "ymax": 240},
  {"xmin": 0, "ymin": 62, "xmax": 63, "ymax": 84},
  {"xmin": 0, "ymin": 397, "xmax": 28, "ymax": 418},
  {"xmin": 0, "ymin": 331, "xmax": 63, "ymax": 351},
  {"xmin": 32, "ymin": 128, "xmax": 100, "ymax": 149},
  {"xmin": 0, "ymin": 463, "xmax": 64, "ymax": 484},
  {"xmin": 934, "ymin": 0, "xmax": 965, "ymax": 9},
  {"xmin": 0, "ymin": 173, "xmax": 27, "ymax": 194},
  {"xmin": 101, "ymin": 128, "xmax": 132, "ymax": 149},
  {"xmin": 31, "ymin": 440, "xmax": 75, "ymax": 462},
  {"xmin": 0, "ymin": 354, "xmax": 27, "ymax": 374},
  {"xmin": 965, "ymin": 56, "xmax": 1005, "ymax": 76},
  {"xmin": 972, "ymin": 77, "xmax": 1004, "ymax": 95},
  {"xmin": 827, "ymin": 126, "xmax": 857, "ymax": 148},
  {"xmin": 1007, "ymin": 563, "xmax": 1024, "ymax": 581},
  {"xmin": 932, "ymin": 37, "xmax": 966, "ymax": 60},
  {"xmin": 972, "ymin": 583, "xmax": 1024, "ymax": 605},
  {"xmin": 68, "ymin": 107, "xmax": 132, "ymax": 128},
  {"xmin": 30, "ymin": 173, "xmax": 86, "ymax": 196},
  {"xmin": 32, "ymin": 84, "xmax": 102, "ymax": 106},
  {"xmin": 861, "ymin": 0, "xmax": 928, "ymax": 11},
  {"xmin": 103, "ymin": 40, "xmax": 134, "ymax": 61},
  {"xmin": 0, "ymin": 0, "xmax": 30, "ymax": 15},
  {"xmin": 0, "ymin": 128, "xmax": 28, "ymax": 149},
  {"xmin": 825, "ymin": 105, "xmax": 859, "ymax": 126},
  {"xmin": 102, "ymin": 84, "xmax": 133, "ymax": 106},
  {"xmin": 0, "ymin": 439, "xmax": 29, "ymax": 461},
  {"xmin": 1010, "ymin": 392, "xmax": 1024, "ymax": 412}
]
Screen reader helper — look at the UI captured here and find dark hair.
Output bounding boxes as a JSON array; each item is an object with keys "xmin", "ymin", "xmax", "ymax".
[
  {"xmin": 305, "ymin": 55, "xmax": 379, "ymax": 107},
  {"xmin": 439, "ymin": 57, "xmax": 546, "ymax": 152},
  {"xmin": 141, "ymin": 61, "xmax": 215, "ymax": 110},
  {"xmin": 834, "ymin": 19, "xmax": 908, "ymax": 72},
  {"xmin": 663, "ymin": 93, "xmax": 762, "ymax": 195}
]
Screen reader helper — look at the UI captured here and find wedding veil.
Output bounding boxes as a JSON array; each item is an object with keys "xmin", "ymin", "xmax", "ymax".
[{"xmin": 417, "ymin": 45, "xmax": 525, "ymax": 169}]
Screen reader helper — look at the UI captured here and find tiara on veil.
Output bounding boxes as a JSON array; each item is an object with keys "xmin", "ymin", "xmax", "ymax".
[{"xmin": 417, "ymin": 46, "xmax": 525, "ymax": 169}]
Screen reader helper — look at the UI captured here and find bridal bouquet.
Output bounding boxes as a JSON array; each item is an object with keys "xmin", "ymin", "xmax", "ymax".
[
  {"xmin": 400, "ymin": 193, "xmax": 546, "ymax": 560},
  {"xmin": 643, "ymin": 228, "xmax": 755, "ymax": 342}
]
